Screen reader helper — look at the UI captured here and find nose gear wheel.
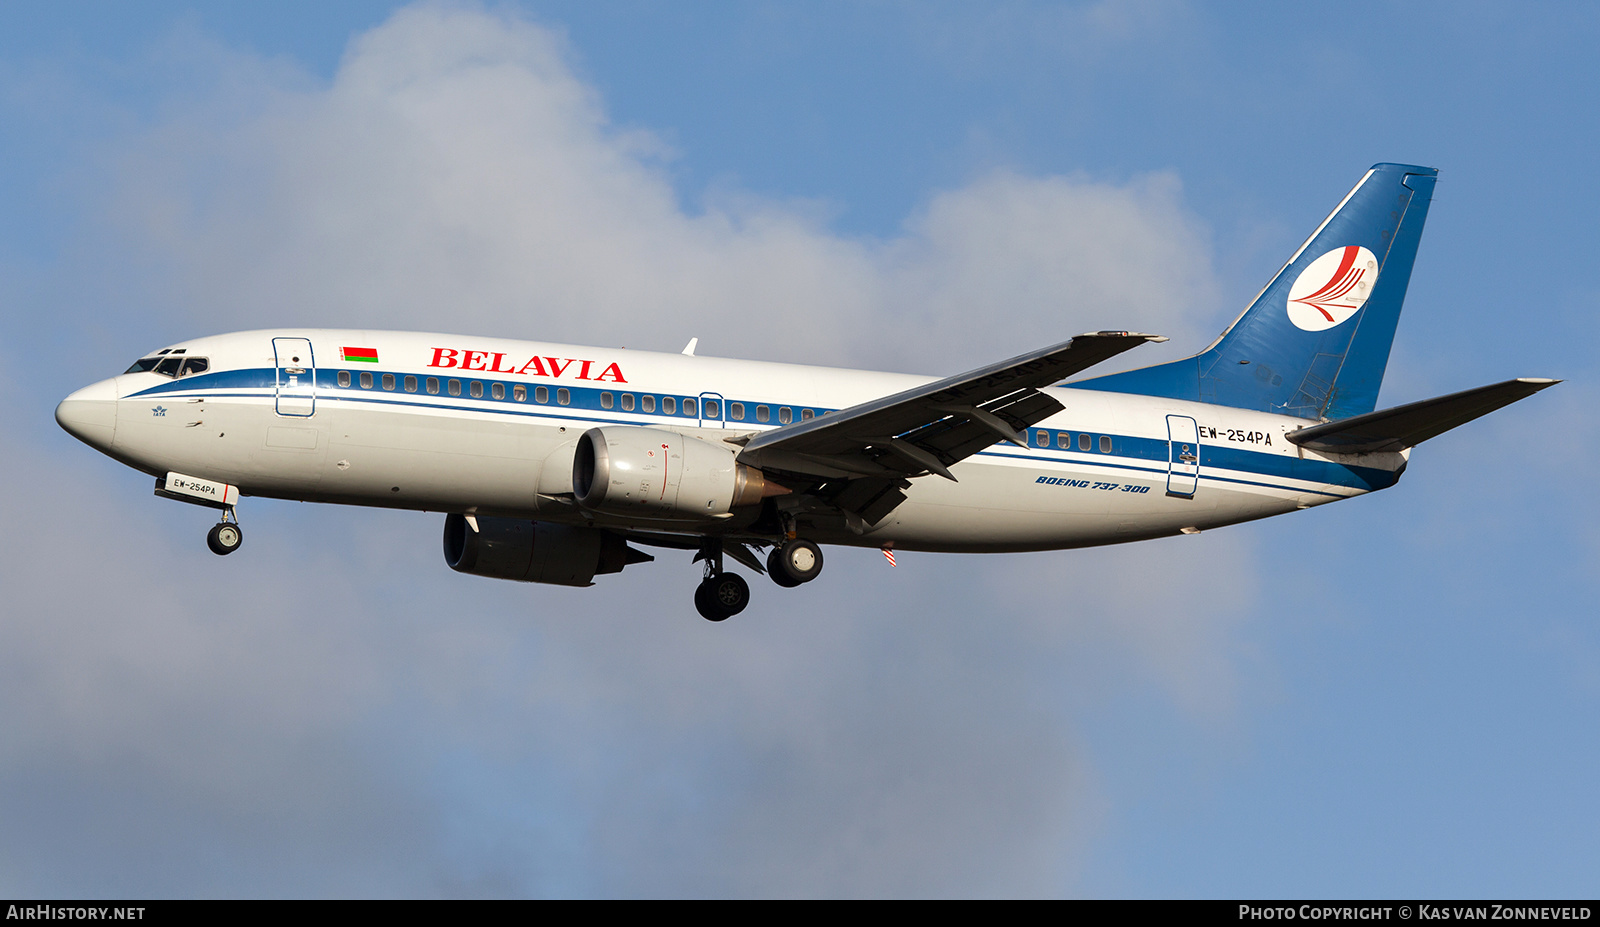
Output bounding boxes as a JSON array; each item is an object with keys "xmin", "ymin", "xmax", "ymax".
[{"xmin": 207, "ymin": 521, "xmax": 242, "ymax": 555}]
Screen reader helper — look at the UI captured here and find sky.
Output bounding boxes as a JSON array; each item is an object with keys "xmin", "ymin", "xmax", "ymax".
[{"xmin": 1, "ymin": 0, "xmax": 1597, "ymax": 898}]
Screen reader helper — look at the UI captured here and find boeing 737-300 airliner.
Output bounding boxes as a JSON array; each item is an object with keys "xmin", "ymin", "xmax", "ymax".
[{"xmin": 56, "ymin": 163, "xmax": 1557, "ymax": 620}]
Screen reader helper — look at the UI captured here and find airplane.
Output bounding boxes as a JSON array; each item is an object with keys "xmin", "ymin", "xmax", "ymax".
[{"xmin": 55, "ymin": 162, "xmax": 1557, "ymax": 621}]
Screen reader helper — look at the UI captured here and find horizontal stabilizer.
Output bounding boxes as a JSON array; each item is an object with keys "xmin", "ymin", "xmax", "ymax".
[{"xmin": 1285, "ymin": 378, "xmax": 1559, "ymax": 454}]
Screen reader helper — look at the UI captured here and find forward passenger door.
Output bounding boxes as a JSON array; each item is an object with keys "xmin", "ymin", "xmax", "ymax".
[{"xmin": 273, "ymin": 337, "xmax": 316, "ymax": 417}]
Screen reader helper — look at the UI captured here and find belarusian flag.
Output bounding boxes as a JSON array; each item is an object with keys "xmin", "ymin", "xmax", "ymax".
[{"xmin": 341, "ymin": 347, "xmax": 378, "ymax": 364}]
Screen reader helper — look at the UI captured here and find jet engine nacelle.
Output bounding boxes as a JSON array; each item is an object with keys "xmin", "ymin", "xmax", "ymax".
[
  {"xmin": 572, "ymin": 426, "xmax": 779, "ymax": 518},
  {"xmin": 442, "ymin": 514, "xmax": 650, "ymax": 586}
]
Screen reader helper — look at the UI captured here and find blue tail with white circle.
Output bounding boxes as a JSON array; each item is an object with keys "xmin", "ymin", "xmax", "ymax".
[{"xmin": 1076, "ymin": 163, "xmax": 1438, "ymax": 420}]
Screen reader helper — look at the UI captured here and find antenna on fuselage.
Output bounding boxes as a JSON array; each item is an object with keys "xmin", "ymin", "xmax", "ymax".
[{"xmin": 681, "ymin": 337, "xmax": 699, "ymax": 356}]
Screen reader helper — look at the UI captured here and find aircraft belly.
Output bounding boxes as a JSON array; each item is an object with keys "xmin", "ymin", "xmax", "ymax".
[
  {"xmin": 843, "ymin": 458, "xmax": 1313, "ymax": 552},
  {"xmin": 315, "ymin": 404, "xmax": 558, "ymax": 514},
  {"xmin": 109, "ymin": 402, "xmax": 203, "ymax": 477},
  {"xmin": 113, "ymin": 396, "xmax": 333, "ymax": 488}
]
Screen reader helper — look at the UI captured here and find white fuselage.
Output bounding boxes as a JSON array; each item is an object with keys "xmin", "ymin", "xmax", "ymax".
[{"xmin": 59, "ymin": 329, "xmax": 1406, "ymax": 552}]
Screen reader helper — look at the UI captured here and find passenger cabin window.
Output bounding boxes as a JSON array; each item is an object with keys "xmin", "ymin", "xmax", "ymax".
[
  {"xmin": 404, "ymin": 375, "xmax": 417, "ymax": 393},
  {"xmin": 1078, "ymin": 433, "xmax": 1091, "ymax": 452},
  {"xmin": 535, "ymin": 386, "xmax": 549, "ymax": 403},
  {"xmin": 1100, "ymin": 435, "xmax": 1112, "ymax": 453},
  {"xmin": 337, "ymin": 371, "xmax": 351, "ymax": 387},
  {"xmin": 360, "ymin": 372, "xmax": 373, "ymax": 389},
  {"xmin": 469, "ymin": 381, "xmax": 482, "ymax": 398},
  {"xmin": 1057, "ymin": 433, "xmax": 1069, "ymax": 449},
  {"xmin": 683, "ymin": 398, "xmax": 697, "ymax": 417},
  {"xmin": 801, "ymin": 409, "xmax": 814, "ymax": 421},
  {"xmin": 491, "ymin": 383, "xmax": 504, "ymax": 400},
  {"xmin": 756, "ymin": 405, "xmax": 770, "ymax": 423},
  {"xmin": 662, "ymin": 397, "xmax": 676, "ymax": 414},
  {"xmin": 513, "ymin": 385, "xmax": 527, "ymax": 402},
  {"xmin": 703, "ymin": 399, "xmax": 718, "ymax": 418},
  {"xmin": 600, "ymin": 392, "xmax": 614, "ymax": 409},
  {"xmin": 426, "ymin": 377, "xmax": 439, "ymax": 395},
  {"xmin": 448, "ymin": 379, "xmax": 461, "ymax": 397},
  {"xmin": 730, "ymin": 402, "xmax": 744, "ymax": 421},
  {"xmin": 621, "ymin": 393, "xmax": 635, "ymax": 411},
  {"xmin": 779, "ymin": 407, "xmax": 793, "ymax": 424},
  {"xmin": 557, "ymin": 388, "xmax": 570, "ymax": 405},
  {"xmin": 382, "ymin": 373, "xmax": 395, "ymax": 390},
  {"xmin": 1036, "ymin": 430, "xmax": 1049, "ymax": 447},
  {"xmin": 641, "ymin": 395, "xmax": 655, "ymax": 413}
]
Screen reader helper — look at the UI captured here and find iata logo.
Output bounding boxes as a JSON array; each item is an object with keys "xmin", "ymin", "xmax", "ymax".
[{"xmin": 1286, "ymin": 245, "xmax": 1379, "ymax": 332}]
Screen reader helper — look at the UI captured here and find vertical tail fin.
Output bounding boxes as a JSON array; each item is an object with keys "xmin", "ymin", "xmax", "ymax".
[{"xmin": 1076, "ymin": 163, "xmax": 1438, "ymax": 419}]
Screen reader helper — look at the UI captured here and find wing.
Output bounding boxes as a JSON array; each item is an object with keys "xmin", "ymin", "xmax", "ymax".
[{"xmin": 737, "ymin": 331, "xmax": 1166, "ymax": 486}]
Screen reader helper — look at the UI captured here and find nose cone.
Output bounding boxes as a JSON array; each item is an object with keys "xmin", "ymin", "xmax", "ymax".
[{"xmin": 56, "ymin": 378, "xmax": 119, "ymax": 451}]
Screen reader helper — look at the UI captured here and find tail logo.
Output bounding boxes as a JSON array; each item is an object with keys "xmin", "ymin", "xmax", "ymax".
[{"xmin": 1287, "ymin": 245, "xmax": 1379, "ymax": 332}]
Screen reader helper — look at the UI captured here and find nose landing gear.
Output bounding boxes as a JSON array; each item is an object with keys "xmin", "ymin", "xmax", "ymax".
[{"xmin": 206, "ymin": 508, "xmax": 243, "ymax": 556}]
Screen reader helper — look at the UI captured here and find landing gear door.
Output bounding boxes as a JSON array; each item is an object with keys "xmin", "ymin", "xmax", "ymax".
[
  {"xmin": 698, "ymin": 392, "xmax": 726, "ymax": 429},
  {"xmin": 1166, "ymin": 414, "xmax": 1199, "ymax": 498},
  {"xmin": 273, "ymin": 337, "xmax": 316, "ymax": 417}
]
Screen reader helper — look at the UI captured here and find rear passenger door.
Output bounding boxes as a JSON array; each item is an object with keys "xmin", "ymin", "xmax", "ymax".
[{"xmin": 1165, "ymin": 414, "xmax": 1199, "ymax": 497}]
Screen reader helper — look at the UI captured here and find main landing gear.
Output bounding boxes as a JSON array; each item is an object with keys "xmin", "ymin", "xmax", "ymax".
[
  {"xmin": 695, "ymin": 571, "xmax": 750, "ymax": 622},
  {"xmin": 694, "ymin": 540, "xmax": 750, "ymax": 621},
  {"xmin": 767, "ymin": 539, "xmax": 823, "ymax": 587},
  {"xmin": 693, "ymin": 537, "xmax": 825, "ymax": 621},
  {"xmin": 206, "ymin": 507, "xmax": 243, "ymax": 556}
]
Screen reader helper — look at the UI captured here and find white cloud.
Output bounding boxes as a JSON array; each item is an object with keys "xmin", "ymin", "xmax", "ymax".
[
  {"xmin": 884, "ymin": 169, "xmax": 1216, "ymax": 363},
  {"xmin": 108, "ymin": 2, "xmax": 1217, "ymax": 374}
]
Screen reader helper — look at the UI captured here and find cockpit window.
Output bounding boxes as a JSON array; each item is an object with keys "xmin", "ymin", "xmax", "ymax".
[{"xmin": 125, "ymin": 355, "xmax": 209, "ymax": 378}]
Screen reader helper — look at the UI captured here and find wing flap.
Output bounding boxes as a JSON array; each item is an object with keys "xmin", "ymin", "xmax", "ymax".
[
  {"xmin": 1286, "ymin": 377, "xmax": 1559, "ymax": 454},
  {"xmin": 913, "ymin": 389, "xmax": 1064, "ymax": 463}
]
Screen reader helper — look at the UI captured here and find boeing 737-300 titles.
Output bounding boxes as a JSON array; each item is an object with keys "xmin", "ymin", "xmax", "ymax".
[{"xmin": 55, "ymin": 163, "xmax": 1557, "ymax": 620}]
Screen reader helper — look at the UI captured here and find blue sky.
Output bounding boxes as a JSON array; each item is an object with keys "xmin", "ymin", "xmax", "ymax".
[{"xmin": 2, "ymin": 1, "xmax": 1596, "ymax": 898}]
